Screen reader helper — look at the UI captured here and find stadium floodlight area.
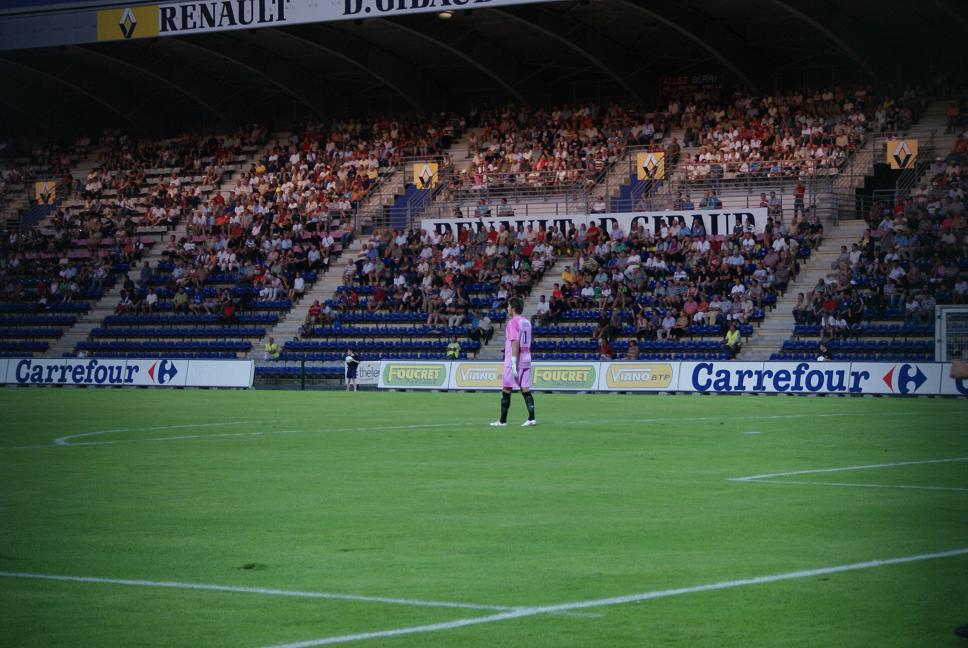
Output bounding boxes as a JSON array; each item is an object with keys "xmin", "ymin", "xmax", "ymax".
[{"xmin": 935, "ymin": 305, "xmax": 968, "ymax": 362}]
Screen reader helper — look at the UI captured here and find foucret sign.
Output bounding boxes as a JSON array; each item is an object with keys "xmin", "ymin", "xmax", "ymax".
[
  {"xmin": 421, "ymin": 209, "xmax": 769, "ymax": 240},
  {"xmin": 379, "ymin": 361, "xmax": 449, "ymax": 389},
  {"xmin": 531, "ymin": 363, "xmax": 597, "ymax": 391}
]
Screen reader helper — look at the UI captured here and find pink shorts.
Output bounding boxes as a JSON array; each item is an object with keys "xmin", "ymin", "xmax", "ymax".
[{"xmin": 502, "ymin": 364, "xmax": 532, "ymax": 391}]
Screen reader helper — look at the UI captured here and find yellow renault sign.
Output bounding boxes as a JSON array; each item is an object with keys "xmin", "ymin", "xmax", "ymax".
[
  {"xmin": 97, "ymin": 5, "xmax": 160, "ymax": 41},
  {"xmin": 636, "ymin": 151, "xmax": 665, "ymax": 180},
  {"xmin": 34, "ymin": 180, "xmax": 56, "ymax": 205},
  {"xmin": 413, "ymin": 162, "xmax": 438, "ymax": 189},
  {"xmin": 886, "ymin": 139, "xmax": 918, "ymax": 170}
]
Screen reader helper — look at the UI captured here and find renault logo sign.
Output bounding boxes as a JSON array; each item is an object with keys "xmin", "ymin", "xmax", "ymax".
[{"xmin": 887, "ymin": 139, "xmax": 918, "ymax": 170}]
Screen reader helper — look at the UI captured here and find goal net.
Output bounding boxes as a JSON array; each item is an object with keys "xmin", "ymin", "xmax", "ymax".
[{"xmin": 935, "ymin": 306, "xmax": 968, "ymax": 362}]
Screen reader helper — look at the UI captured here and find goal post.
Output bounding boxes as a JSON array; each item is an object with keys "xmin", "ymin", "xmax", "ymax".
[{"xmin": 935, "ymin": 305, "xmax": 968, "ymax": 362}]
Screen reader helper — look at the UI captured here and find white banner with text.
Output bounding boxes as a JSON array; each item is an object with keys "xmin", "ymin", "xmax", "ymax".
[
  {"xmin": 3, "ymin": 358, "xmax": 254, "ymax": 388},
  {"xmin": 421, "ymin": 208, "xmax": 768, "ymax": 239}
]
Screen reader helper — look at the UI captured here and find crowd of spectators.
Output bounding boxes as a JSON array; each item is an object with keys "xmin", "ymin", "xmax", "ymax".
[
  {"xmin": 527, "ymin": 212, "xmax": 821, "ymax": 358},
  {"xmin": 675, "ymin": 87, "xmax": 918, "ymax": 181},
  {"xmin": 314, "ymin": 222, "xmax": 556, "ymax": 333},
  {"xmin": 128, "ymin": 115, "xmax": 468, "ymax": 321},
  {"xmin": 443, "ymin": 103, "xmax": 671, "ymax": 198}
]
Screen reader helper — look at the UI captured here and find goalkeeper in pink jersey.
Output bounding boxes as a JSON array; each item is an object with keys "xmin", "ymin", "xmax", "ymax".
[{"xmin": 491, "ymin": 297, "xmax": 536, "ymax": 427}]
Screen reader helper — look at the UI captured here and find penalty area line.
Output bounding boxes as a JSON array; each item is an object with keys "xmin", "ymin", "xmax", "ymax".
[
  {"xmin": 729, "ymin": 456, "xmax": 968, "ymax": 482},
  {"xmin": 0, "ymin": 571, "xmax": 522, "ymax": 612},
  {"xmin": 260, "ymin": 547, "xmax": 968, "ymax": 648}
]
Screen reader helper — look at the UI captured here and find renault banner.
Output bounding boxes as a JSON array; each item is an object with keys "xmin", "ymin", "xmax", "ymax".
[{"xmin": 1, "ymin": 0, "xmax": 566, "ymax": 50}]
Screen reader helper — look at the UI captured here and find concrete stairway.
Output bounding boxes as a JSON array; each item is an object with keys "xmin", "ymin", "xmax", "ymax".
[
  {"xmin": 6, "ymin": 145, "xmax": 104, "ymax": 231},
  {"xmin": 44, "ymin": 142, "xmax": 266, "ymax": 358},
  {"xmin": 245, "ymin": 237, "xmax": 367, "ymax": 359},
  {"xmin": 602, "ymin": 127, "xmax": 686, "ymax": 207},
  {"xmin": 737, "ymin": 219, "xmax": 870, "ymax": 361},
  {"xmin": 409, "ymin": 129, "xmax": 482, "ymax": 220},
  {"xmin": 473, "ymin": 257, "xmax": 566, "ymax": 361}
]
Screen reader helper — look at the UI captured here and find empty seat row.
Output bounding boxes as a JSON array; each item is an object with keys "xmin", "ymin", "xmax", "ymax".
[
  {"xmin": 91, "ymin": 327, "xmax": 265, "ymax": 338},
  {"xmin": 77, "ymin": 340, "xmax": 251, "ymax": 351},
  {"xmin": 103, "ymin": 314, "xmax": 278, "ymax": 325}
]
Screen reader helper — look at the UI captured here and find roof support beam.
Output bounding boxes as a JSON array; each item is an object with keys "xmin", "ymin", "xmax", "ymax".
[
  {"xmin": 491, "ymin": 7, "xmax": 641, "ymax": 101},
  {"xmin": 764, "ymin": 0, "xmax": 874, "ymax": 76},
  {"xmin": 379, "ymin": 18, "xmax": 527, "ymax": 105},
  {"xmin": 614, "ymin": 0, "xmax": 761, "ymax": 92},
  {"xmin": 77, "ymin": 46, "xmax": 227, "ymax": 124},
  {"xmin": 172, "ymin": 37, "xmax": 324, "ymax": 119},
  {"xmin": 267, "ymin": 27, "xmax": 438, "ymax": 112},
  {"xmin": 0, "ymin": 57, "xmax": 142, "ymax": 130}
]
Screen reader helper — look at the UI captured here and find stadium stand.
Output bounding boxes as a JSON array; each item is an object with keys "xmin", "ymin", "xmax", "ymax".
[
  {"xmin": 1, "ymin": 93, "xmax": 958, "ymax": 376},
  {"xmin": 766, "ymin": 106, "xmax": 967, "ymax": 363},
  {"xmin": 57, "ymin": 116, "xmax": 471, "ymax": 362},
  {"xmin": 33, "ymin": 128, "xmax": 272, "ymax": 358}
]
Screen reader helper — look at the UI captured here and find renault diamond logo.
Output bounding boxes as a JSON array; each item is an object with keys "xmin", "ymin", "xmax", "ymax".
[
  {"xmin": 118, "ymin": 7, "xmax": 137, "ymax": 39},
  {"xmin": 419, "ymin": 164, "xmax": 433, "ymax": 187},
  {"xmin": 892, "ymin": 141, "xmax": 912, "ymax": 169},
  {"xmin": 636, "ymin": 151, "xmax": 664, "ymax": 180}
]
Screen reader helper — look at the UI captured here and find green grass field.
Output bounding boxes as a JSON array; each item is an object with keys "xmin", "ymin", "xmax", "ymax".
[{"xmin": 1, "ymin": 388, "xmax": 966, "ymax": 647}]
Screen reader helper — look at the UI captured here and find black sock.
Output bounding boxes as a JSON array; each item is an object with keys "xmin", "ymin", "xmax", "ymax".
[
  {"xmin": 523, "ymin": 391, "xmax": 535, "ymax": 421},
  {"xmin": 500, "ymin": 391, "xmax": 511, "ymax": 424}
]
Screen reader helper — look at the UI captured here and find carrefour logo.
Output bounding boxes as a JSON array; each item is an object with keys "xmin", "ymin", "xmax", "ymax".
[
  {"xmin": 14, "ymin": 359, "xmax": 139, "ymax": 385},
  {"xmin": 882, "ymin": 364, "xmax": 927, "ymax": 394},
  {"xmin": 147, "ymin": 359, "xmax": 179, "ymax": 385}
]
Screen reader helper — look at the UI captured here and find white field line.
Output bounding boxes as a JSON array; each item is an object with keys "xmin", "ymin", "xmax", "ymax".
[
  {"xmin": 730, "ymin": 457, "xmax": 968, "ymax": 482},
  {"xmin": 3, "ymin": 410, "xmax": 923, "ymax": 450},
  {"xmin": 260, "ymin": 547, "xmax": 968, "ymax": 648},
  {"xmin": 0, "ymin": 571, "xmax": 520, "ymax": 612},
  {"xmin": 748, "ymin": 480, "xmax": 968, "ymax": 493},
  {"xmin": 54, "ymin": 421, "xmax": 253, "ymax": 445}
]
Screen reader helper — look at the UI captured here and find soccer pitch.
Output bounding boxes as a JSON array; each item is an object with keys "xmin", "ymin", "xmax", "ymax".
[{"xmin": 1, "ymin": 389, "xmax": 966, "ymax": 647}]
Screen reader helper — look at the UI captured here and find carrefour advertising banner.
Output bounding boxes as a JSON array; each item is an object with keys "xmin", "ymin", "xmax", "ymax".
[
  {"xmin": 381, "ymin": 360, "xmax": 966, "ymax": 396},
  {"xmin": 3, "ymin": 358, "xmax": 253, "ymax": 388},
  {"xmin": 422, "ymin": 208, "xmax": 768, "ymax": 240}
]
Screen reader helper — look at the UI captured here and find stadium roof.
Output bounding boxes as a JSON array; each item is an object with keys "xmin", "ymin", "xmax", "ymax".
[{"xmin": 0, "ymin": 0, "xmax": 961, "ymax": 137}]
